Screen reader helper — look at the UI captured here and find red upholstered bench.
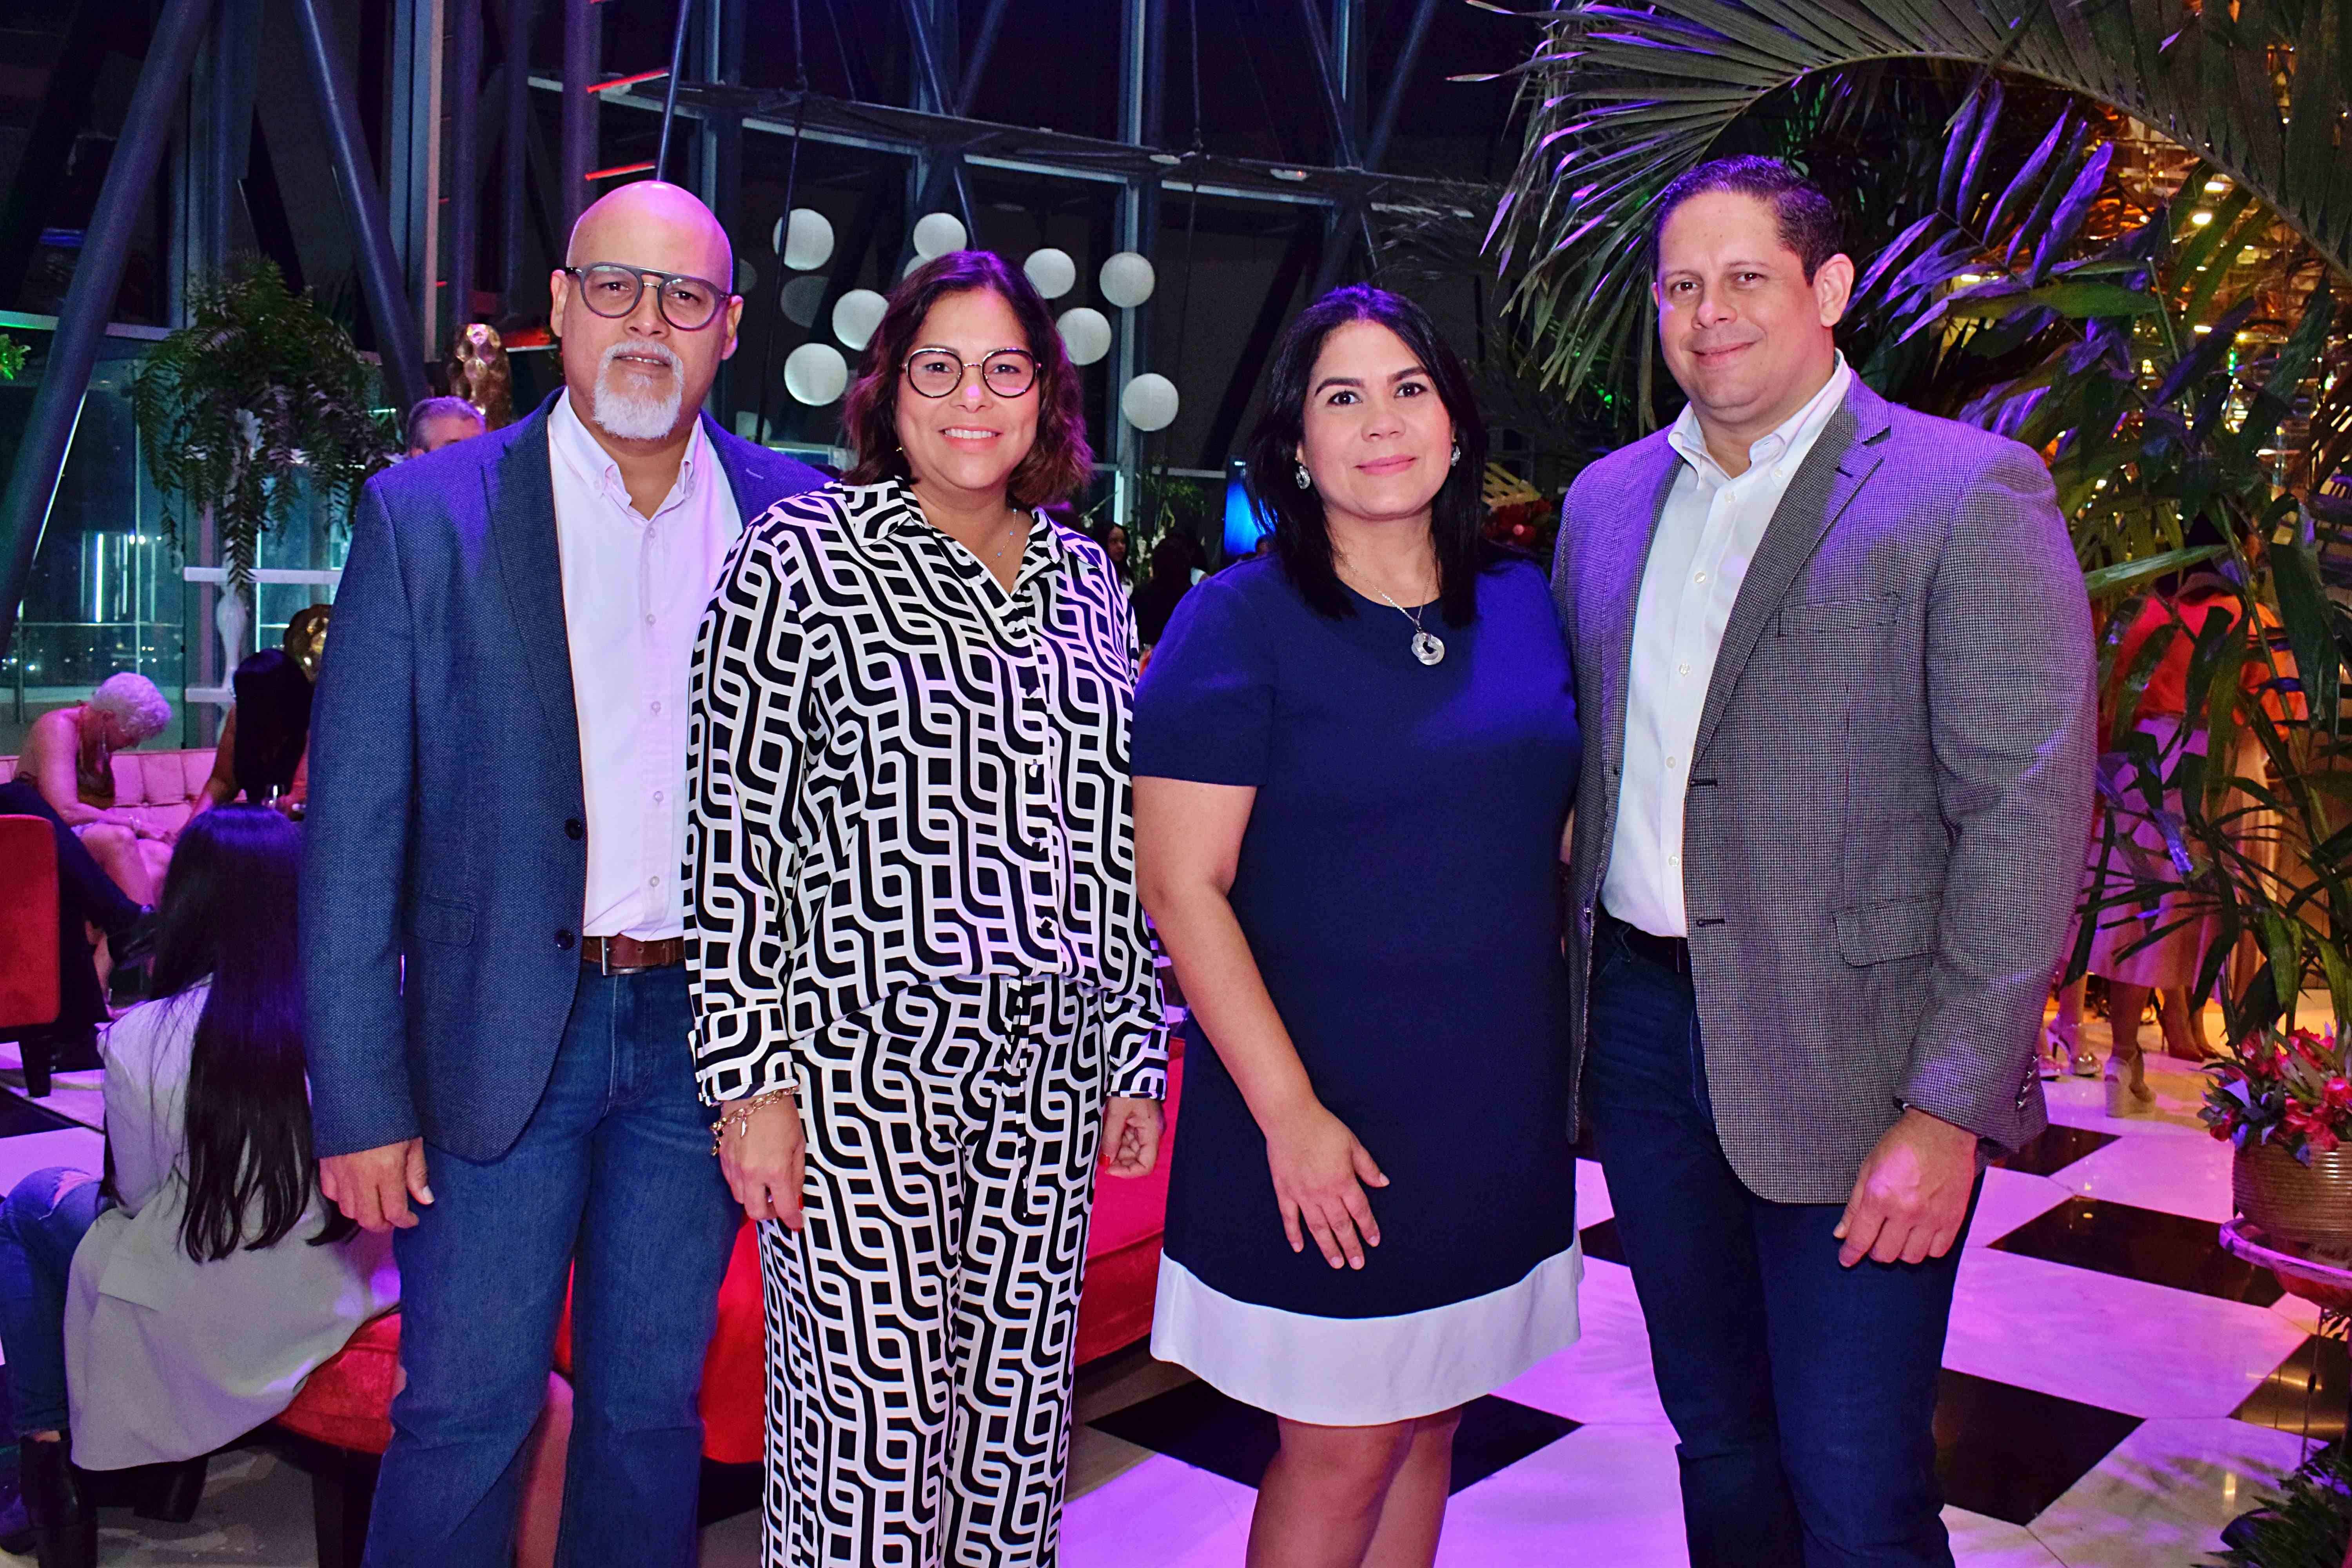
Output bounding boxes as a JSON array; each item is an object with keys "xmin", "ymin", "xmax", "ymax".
[
  {"xmin": 272, "ymin": 1042, "xmax": 1186, "ymax": 1557},
  {"xmin": 0, "ymin": 816, "xmax": 62, "ymax": 1046}
]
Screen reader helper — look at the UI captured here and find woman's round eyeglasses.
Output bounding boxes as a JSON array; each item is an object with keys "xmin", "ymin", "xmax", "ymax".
[
  {"xmin": 902, "ymin": 347, "xmax": 1038, "ymax": 399},
  {"xmin": 561, "ymin": 264, "xmax": 728, "ymax": 330}
]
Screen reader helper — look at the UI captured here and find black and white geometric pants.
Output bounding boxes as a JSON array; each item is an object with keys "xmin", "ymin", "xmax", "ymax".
[{"xmin": 756, "ymin": 974, "xmax": 1109, "ymax": 1568}]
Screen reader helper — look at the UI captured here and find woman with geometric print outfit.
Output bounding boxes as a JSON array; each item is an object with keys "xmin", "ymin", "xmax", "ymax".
[{"xmin": 686, "ymin": 248, "xmax": 1168, "ymax": 1568}]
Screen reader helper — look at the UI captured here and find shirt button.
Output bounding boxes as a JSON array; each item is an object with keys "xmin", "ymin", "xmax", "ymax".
[
  {"xmin": 1668, "ymin": 853, "xmax": 1682, "ymax": 867},
  {"xmin": 653, "ymin": 790, "xmax": 664, "ymax": 804},
  {"xmin": 644, "ymin": 613, "xmax": 656, "ymax": 626},
  {"xmin": 1677, "ymin": 663, "xmax": 1691, "ymax": 678},
  {"xmin": 648, "ymin": 875, "xmax": 660, "ymax": 889},
  {"xmin": 1666, "ymin": 755, "xmax": 1680, "ymax": 770},
  {"xmin": 650, "ymin": 700, "xmax": 662, "ymax": 714},
  {"xmin": 1694, "ymin": 571, "xmax": 1709, "ymax": 584}
]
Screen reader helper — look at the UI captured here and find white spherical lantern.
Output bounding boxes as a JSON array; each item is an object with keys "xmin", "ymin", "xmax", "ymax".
[
  {"xmin": 779, "ymin": 274, "xmax": 828, "ymax": 328},
  {"xmin": 784, "ymin": 342, "xmax": 849, "ymax": 407},
  {"xmin": 733, "ymin": 259, "xmax": 758, "ymax": 296},
  {"xmin": 1057, "ymin": 307, "xmax": 1112, "ymax": 367},
  {"xmin": 911, "ymin": 212, "xmax": 967, "ymax": 259},
  {"xmin": 1100, "ymin": 251, "xmax": 1156, "ymax": 309},
  {"xmin": 1024, "ymin": 247, "xmax": 1077, "ymax": 300},
  {"xmin": 831, "ymin": 288, "xmax": 889, "ymax": 352},
  {"xmin": 1120, "ymin": 372, "xmax": 1179, "ymax": 432},
  {"xmin": 773, "ymin": 207, "xmax": 835, "ymax": 271}
]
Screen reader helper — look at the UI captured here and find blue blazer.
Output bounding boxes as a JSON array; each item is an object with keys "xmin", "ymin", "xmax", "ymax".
[{"xmin": 301, "ymin": 396, "xmax": 828, "ymax": 1161}]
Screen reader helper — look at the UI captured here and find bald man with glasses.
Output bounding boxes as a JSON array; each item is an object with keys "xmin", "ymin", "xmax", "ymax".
[{"xmin": 303, "ymin": 181, "xmax": 827, "ymax": 1566}]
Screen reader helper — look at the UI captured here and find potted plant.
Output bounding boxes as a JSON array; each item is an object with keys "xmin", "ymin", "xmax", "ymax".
[
  {"xmin": 127, "ymin": 258, "xmax": 395, "ymax": 655},
  {"xmin": 2207, "ymin": 1028, "xmax": 2352, "ymax": 1258}
]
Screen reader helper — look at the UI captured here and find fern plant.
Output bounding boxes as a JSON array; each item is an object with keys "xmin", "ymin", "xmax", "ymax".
[{"xmin": 127, "ymin": 258, "xmax": 396, "ymax": 599}]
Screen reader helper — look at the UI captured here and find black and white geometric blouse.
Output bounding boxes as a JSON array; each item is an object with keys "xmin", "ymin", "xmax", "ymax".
[{"xmin": 686, "ymin": 476, "xmax": 1169, "ymax": 1105}]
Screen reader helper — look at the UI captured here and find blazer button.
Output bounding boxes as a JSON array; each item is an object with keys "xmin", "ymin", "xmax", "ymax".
[
  {"xmin": 555, "ymin": 929, "xmax": 575, "ymax": 951},
  {"xmin": 565, "ymin": 818, "xmax": 585, "ymax": 840}
]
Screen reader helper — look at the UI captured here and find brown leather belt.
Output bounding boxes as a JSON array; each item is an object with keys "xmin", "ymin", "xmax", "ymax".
[{"xmin": 581, "ymin": 934, "xmax": 684, "ymax": 976}]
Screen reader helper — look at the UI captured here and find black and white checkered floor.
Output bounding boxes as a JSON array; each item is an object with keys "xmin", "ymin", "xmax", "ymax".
[
  {"xmin": 1060, "ymin": 1033, "xmax": 2337, "ymax": 1567},
  {"xmin": 0, "ymin": 1023, "xmax": 2330, "ymax": 1565}
]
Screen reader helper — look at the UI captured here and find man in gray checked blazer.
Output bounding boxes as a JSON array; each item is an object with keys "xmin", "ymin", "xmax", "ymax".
[{"xmin": 1552, "ymin": 158, "xmax": 2094, "ymax": 1566}]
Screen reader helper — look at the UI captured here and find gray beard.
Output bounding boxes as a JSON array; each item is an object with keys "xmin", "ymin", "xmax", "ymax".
[{"xmin": 591, "ymin": 345, "xmax": 685, "ymax": 441}]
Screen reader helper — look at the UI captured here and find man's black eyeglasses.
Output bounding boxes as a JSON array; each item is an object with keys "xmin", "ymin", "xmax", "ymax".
[{"xmin": 561, "ymin": 264, "xmax": 730, "ymax": 330}]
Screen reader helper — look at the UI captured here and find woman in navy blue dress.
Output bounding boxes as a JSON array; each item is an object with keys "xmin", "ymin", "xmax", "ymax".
[{"xmin": 1134, "ymin": 286, "xmax": 1581, "ymax": 1567}]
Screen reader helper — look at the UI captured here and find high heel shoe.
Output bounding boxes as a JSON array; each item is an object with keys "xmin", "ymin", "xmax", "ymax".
[
  {"xmin": 20, "ymin": 1434, "xmax": 98, "ymax": 1568},
  {"xmin": 2105, "ymin": 1048, "xmax": 2156, "ymax": 1116}
]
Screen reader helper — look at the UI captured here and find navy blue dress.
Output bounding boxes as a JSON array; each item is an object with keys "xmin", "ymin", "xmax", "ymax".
[{"xmin": 1132, "ymin": 553, "xmax": 1584, "ymax": 1425}]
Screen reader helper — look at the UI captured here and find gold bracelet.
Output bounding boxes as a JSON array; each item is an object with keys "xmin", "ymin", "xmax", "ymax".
[{"xmin": 710, "ymin": 1082, "xmax": 801, "ymax": 1157}]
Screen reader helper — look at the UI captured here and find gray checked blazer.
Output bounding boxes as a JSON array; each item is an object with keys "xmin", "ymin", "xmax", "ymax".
[{"xmin": 1552, "ymin": 376, "xmax": 2096, "ymax": 1203}]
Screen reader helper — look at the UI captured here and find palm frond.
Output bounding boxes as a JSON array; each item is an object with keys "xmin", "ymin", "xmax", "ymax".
[{"xmin": 1491, "ymin": 0, "xmax": 2352, "ymax": 412}]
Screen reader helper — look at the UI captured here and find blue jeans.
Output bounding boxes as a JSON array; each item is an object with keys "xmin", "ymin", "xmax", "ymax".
[
  {"xmin": 0, "ymin": 1168, "xmax": 113, "ymax": 1436},
  {"xmin": 1584, "ymin": 926, "xmax": 1975, "ymax": 1568},
  {"xmin": 365, "ymin": 966, "xmax": 739, "ymax": 1568}
]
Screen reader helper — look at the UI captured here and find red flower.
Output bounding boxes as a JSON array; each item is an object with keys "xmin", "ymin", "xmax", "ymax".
[{"xmin": 2326, "ymin": 1077, "xmax": 2352, "ymax": 1111}]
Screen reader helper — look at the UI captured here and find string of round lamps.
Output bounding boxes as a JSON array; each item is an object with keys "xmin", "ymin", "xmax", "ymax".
[{"xmin": 766, "ymin": 207, "xmax": 1178, "ymax": 433}]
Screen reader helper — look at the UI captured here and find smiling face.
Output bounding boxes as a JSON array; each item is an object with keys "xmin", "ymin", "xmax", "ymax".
[
  {"xmin": 550, "ymin": 182, "xmax": 742, "ymax": 449},
  {"xmin": 1294, "ymin": 319, "xmax": 1454, "ymax": 537},
  {"xmin": 1654, "ymin": 189, "xmax": 1853, "ymax": 455},
  {"xmin": 892, "ymin": 287, "xmax": 1040, "ymax": 506}
]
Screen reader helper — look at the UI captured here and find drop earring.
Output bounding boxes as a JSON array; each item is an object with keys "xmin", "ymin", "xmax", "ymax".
[
  {"xmin": 1294, "ymin": 462, "xmax": 1312, "ymax": 490},
  {"xmin": 1449, "ymin": 443, "xmax": 1461, "ymax": 468}
]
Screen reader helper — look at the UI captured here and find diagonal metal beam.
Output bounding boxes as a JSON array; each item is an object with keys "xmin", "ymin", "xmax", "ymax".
[
  {"xmin": 655, "ymin": 0, "xmax": 696, "ymax": 181},
  {"xmin": 956, "ymin": 0, "xmax": 1013, "ymax": 117},
  {"xmin": 903, "ymin": 0, "xmax": 1014, "ymax": 241},
  {"xmin": 0, "ymin": 0, "xmax": 219, "ymax": 660},
  {"xmin": 290, "ymin": 0, "xmax": 429, "ymax": 415},
  {"xmin": 1363, "ymin": 0, "xmax": 1441, "ymax": 175},
  {"xmin": 1290, "ymin": 0, "xmax": 1360, "ymax": 169},
  {"xmin": 1303, "ymin": 0, "xmax": 1439, "ymax": 298},
  {"xmin": 897, "ymin": 0, "xmax": 977, "ymax": 236}
]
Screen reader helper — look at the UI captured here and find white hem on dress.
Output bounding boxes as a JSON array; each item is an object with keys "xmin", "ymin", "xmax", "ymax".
[{"xmin": 1149, "ymin": 1240, "xmax": 1584, "ymax": 1426}]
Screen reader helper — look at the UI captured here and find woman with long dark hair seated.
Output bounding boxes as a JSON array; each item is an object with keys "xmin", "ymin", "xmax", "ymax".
[{"xmin": 0, "ymin": 806, "xmax": 397, "ymax": 1566}]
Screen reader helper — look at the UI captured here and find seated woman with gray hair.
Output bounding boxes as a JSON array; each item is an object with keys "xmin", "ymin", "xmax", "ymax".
[{"xmin": 10, "ymin": 671, "xmax": 176, "ymax": 903}]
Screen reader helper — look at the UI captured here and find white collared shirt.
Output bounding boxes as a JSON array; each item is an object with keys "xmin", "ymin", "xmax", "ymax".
[
  {"xmin": 548, "ymin": 390, "xmax": 742, "ymax": 940},
  {"xmin": 1604, "ymin": 355, "xmax": 1853, "ymax": 937}
]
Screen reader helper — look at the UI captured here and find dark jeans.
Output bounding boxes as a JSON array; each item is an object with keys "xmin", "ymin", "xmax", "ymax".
[
  {"xmin": 0, "ymin": 779, "xmax": 142, "ymax": 1032},
  {"xmin": 0, "ymin": 1167, "xmax": 114, "ymax": 1436},
  {"xmin": 363, "ymin": 965, "xmax": 739, "ymax": 1568},
  {"xmin": 1584, "ymin": 923, "xmax": 1973, "ymax": 1568}
]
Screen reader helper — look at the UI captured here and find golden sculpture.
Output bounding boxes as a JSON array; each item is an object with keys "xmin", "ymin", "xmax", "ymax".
[
  {"xmin": 445, "ymin": 322, "xmax": 516, "ymax": 430},
  {"xmin": 284, "ymin": 604, "xmax": 331, "ymax": 680}
]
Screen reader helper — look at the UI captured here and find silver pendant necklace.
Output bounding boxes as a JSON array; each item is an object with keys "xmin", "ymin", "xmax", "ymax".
[{"xmin": 1376, "ymin": 590, "xmax": 1446, "ymax": 666}]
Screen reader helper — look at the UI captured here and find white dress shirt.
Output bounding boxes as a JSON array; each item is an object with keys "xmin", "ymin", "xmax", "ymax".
[
  {"xmin": 548, "ymin": 391, "xmax": 742, "ymax": 940},
  {"xmin": 1605, "ymin": 355, "xmax": 1853, "ymax": 937}
]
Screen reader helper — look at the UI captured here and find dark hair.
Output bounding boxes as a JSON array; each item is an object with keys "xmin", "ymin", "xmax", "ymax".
[
  {"xmin": 230, "ymin": 650, "xmax": 313, "ymax": 800},
  {"xmin": 1145, "ymin": 527, "xmax": 1201, "ymax": 586},
  {"xmin": 842, "ymin": 250, "xmax": 1092, "ymax": 509},
  {"xmin": 1651, "ymin": 156, "xmax": 1843, "ymax": 280},
  {"xmin": 404, "ymin": 395, "xmax": 484, "ymax": 450},
  {"xmin": 145, "ymin": 806, "xmax": 355, "ymax": 1263},
  {"xmin": 1241, "ymin": 285, "xmax": 1495, "ymax": 626}
]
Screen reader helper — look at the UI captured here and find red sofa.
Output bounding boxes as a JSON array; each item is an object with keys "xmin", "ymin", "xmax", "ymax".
[{"xmin": 272, "ymin": 1039, "xmax": 1187, "ymax": 1555}]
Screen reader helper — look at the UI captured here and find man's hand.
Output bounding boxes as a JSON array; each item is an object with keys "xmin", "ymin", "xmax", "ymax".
[
  {"xmin": 719, "ymin": 1094, "xmax": 806, "ymax": 1229},
  {"xmin": 319, "ymin": 1138, "xmax": 433, "ymax": 1233},
  {"xmin": 1100, "ymin": 1096, "xmax": 1164, "ymax": 1178},
  {"xmin": 1833, "ymin": 1108, "xmax": 1978, "ymax": 1268}
]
